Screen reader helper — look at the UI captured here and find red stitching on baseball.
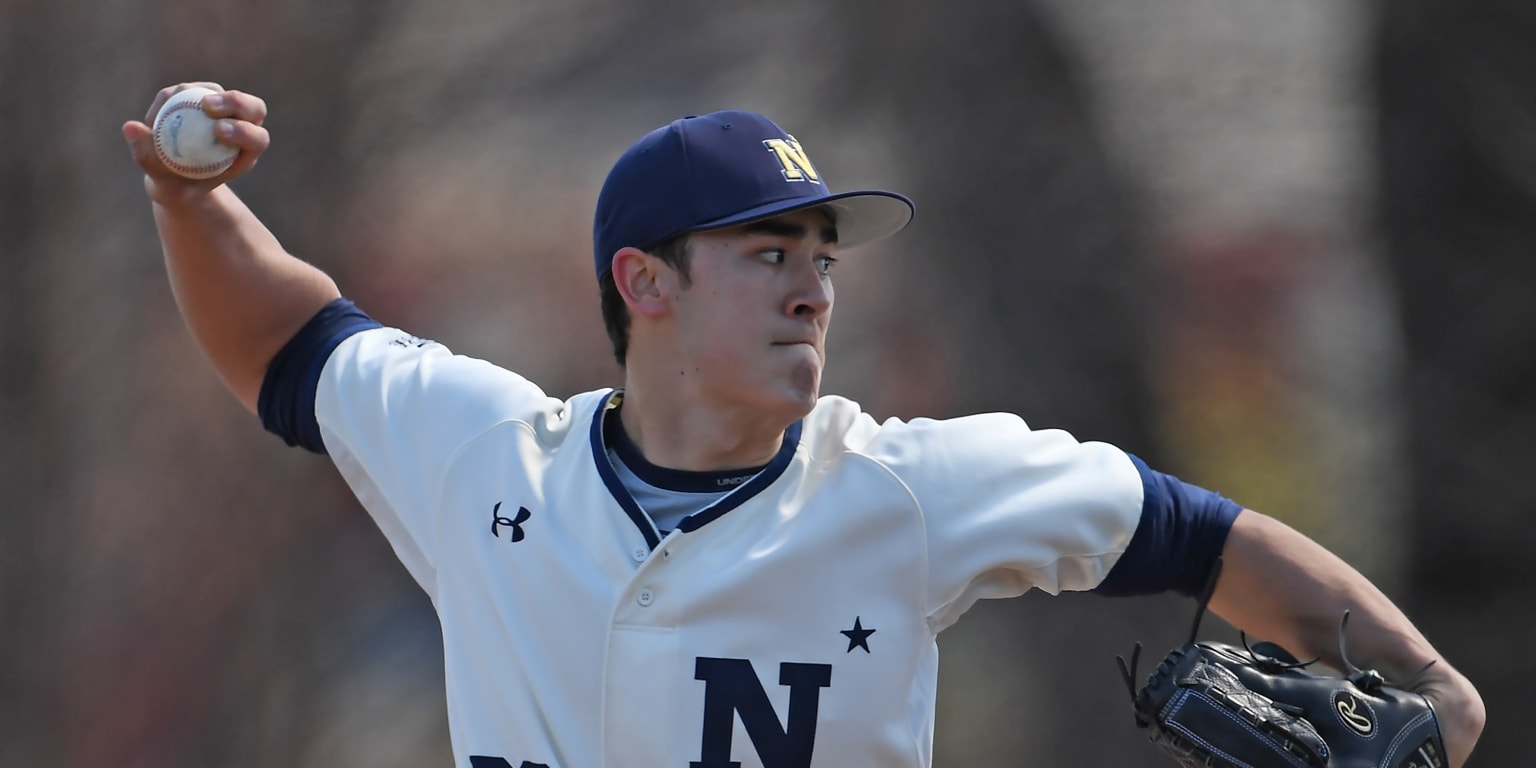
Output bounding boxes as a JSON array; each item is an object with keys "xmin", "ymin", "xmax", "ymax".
[{"xmin": 153, "ymin": 99, "xmax": 236, "ymax": 177}]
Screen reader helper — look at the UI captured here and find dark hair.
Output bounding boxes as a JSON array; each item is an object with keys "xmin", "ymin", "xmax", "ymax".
[{"xmin": 599, "ymin": 234, "xmax": 692, "ymax": 366}]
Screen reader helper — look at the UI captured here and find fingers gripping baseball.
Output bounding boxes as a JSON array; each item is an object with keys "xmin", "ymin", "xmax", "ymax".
[{"xmin": 123, "ymin": 83, "xmax": 270, "ymax": 204}]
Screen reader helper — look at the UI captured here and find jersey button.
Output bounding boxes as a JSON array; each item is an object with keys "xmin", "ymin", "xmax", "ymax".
[
  {"xmin": 632, "ymin": 547, "xmax": 648, "ymax": 562},
  {"xmin": 636, "ymin": 588, "xmax": 655, "ymax": 607}
]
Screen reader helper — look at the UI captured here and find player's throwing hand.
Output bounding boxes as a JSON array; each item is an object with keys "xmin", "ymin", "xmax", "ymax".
[{"xmin": 122, "ymin": 82, "xmax": 270, "ymax": 207}]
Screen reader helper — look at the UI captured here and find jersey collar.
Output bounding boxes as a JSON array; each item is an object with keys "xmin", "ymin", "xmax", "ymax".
[{"xmin": 588, "ymin": 390, "xmax": 804, "ymax": 548}]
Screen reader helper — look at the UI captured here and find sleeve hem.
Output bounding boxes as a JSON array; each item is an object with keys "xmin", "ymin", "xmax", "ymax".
[{"xmin": 257, "ymin": 297, "xmax": 383, "ymax": 453}]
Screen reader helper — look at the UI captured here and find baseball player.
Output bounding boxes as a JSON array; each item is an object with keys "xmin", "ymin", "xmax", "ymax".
[{"xmin": 122, "ymin": 83, "xmax": 1484, "ymax": 767}]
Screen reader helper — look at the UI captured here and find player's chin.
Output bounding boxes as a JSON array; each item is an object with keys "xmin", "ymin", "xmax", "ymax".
[
  {"xmin": 778, "ymin": 362, "xmax": 822, "ymax": 415},
  {"xmin": 745, "ymin": 364, "xmax": 815, "ymax": 418}
]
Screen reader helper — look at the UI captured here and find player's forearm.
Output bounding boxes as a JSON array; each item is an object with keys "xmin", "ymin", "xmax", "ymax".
[
  {"xmin": 1209, "ymin": 510, "xmax": 1484, "ymax": 765},
  {"xmin": 1211, "ymin": 510, "xmax": 1436, "ymax": 677},
  {"xmin": 154, "ymin": 185, "xmax": 340, "ymax": 412}
]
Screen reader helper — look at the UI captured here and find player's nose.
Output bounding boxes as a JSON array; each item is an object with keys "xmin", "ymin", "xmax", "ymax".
[{"xmin": 786, "ymin": 261, "xmax": 833, "ymax": 319}]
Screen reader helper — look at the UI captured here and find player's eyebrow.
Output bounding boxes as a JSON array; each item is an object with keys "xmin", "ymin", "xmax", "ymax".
[{"xmin": 742, "ymin": 217, "xmax": 839, "ymax": 245}]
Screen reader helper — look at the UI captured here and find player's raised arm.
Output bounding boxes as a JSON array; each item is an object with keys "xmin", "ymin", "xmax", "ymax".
[
  {"xmin": 123, "ymin": 82, "xmax": 340, "ymax": 412},
  {"xmin": 1207, "ymin": 509, "xmax": 1486, "ymax": 767}
]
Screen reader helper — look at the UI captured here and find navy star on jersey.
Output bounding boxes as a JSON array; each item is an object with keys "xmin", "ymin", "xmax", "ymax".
[{"xmin": 841, "ymin": 617, "xmax": 876, "ymax": 653}]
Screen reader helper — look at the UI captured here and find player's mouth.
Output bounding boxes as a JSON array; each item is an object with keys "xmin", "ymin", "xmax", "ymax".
[{"xmin": 771, "ymin": 330, "xmax": 821, "ymax": 347}]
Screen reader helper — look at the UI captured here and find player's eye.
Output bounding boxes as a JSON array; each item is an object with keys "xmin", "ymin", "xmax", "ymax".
[
  {"xmin": 815, "ymin": 255, "xmax": 838, "ymax": 276},
  {"xmin": 758, "ymin": 248, "xmax": 786, "ymax": 265}
]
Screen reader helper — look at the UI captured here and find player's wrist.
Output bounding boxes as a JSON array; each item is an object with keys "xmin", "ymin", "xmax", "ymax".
[
  {"xmin": 1421, "ymin": 667, "xmax": 1484, "ymax": 768},
  {"xmin": 145, "ymin": 175, "xmax": 226, "ymax": 211}
]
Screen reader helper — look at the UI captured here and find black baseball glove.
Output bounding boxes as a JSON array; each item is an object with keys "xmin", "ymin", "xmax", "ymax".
[{"xmin": 1117, "ymin": 562, "xmax": 1447, "ymax": 768}]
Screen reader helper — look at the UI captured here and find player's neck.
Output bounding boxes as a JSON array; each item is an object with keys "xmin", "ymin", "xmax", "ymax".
[{"xmin": 614, "ymin": 383, "xmax": 790, "ymax": 473}]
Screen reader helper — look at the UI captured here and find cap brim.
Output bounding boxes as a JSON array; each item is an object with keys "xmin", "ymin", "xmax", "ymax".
[{"xmin": 682, "ymin": 190, "xmax": 914, "ymax": 251}]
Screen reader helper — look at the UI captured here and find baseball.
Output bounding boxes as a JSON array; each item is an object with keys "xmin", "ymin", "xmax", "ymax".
[{"xmin": 152, "ymin": 87, "xmax": 239, "ymax": 180}]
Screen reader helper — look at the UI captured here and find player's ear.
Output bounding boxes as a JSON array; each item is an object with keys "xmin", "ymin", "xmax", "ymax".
[{"xmin": 612, "ymin": 247, "xmax": 669, "ymax": 318}]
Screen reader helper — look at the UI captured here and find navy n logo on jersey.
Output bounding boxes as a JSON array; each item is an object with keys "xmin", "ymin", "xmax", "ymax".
[
  {"xmin": 468, "ymin": 757, "xmax": 548, "ymax": 768},
  {"xmin": 490, "ymin": 502, "xmax": 532, "ymax": 542},
  {"xmin": 692, "ymin": 657, "xmax": 832, "ymax": 768}
]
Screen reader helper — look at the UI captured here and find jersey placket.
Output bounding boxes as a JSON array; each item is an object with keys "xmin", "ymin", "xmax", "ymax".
[{"xmin": 603, "ymin": 529, "xmax": 684, "ymax": 767}]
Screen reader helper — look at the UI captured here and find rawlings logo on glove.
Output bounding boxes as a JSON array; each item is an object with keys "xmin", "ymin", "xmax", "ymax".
[{"xmin": 1117, "ymin": 561, "xmax": 1446, "ymax": 768}]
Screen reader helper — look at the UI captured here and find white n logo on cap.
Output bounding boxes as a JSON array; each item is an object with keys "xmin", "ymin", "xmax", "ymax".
[{"xmin": 763, "ymin": 137, "xmax": 821, "ymax": 183}]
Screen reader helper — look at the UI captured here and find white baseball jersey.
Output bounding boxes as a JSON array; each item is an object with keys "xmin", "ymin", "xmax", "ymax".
[{"xmin": 314, "ymin": 326, "xmax": 1147, "ymax": 768}]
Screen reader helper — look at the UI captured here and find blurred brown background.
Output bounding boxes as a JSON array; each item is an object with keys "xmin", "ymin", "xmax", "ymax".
[{"xmin": 2, "ymin": 0, "xmax": 1532, "ymax": 765}]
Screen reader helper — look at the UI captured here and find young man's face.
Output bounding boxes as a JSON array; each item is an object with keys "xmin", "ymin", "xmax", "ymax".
[{"xmin": 667, "ymin": 207, "xmax": 839, "ymax": 420}]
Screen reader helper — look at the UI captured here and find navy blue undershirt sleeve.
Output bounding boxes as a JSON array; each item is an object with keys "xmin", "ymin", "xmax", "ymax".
[
  {"xmin": 257, "ymin": 297, "xmax": 382, "ymax": 454},
  {"xmin": 1093, "ymin": 453, "xmax": 1243, "ymax": 597}
]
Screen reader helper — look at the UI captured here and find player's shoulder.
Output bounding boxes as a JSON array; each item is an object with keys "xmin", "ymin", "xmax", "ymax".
[
  {"xmin": 803, "ymin": 394, "xmax": 1131, "ymax": 475},
  {"xmin": 330, "ymin": 327, "xmax": 536, "ymax": 401},
  {"xmin": 322, "ymin": 326, "xmax": 603, "ymax": 444},
  {"xmin": 805, "ymin": 394, "xmax": 1038, "ymax": 447},
  {"xmin": 802, "ymin": 395, "xmax": 1028, "ymax": 456}
]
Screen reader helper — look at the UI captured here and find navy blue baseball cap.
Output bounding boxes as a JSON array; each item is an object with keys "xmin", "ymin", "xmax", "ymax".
[{"xmin": 592, "ymin": 110, "xmax": 914, "ymax": 280}]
